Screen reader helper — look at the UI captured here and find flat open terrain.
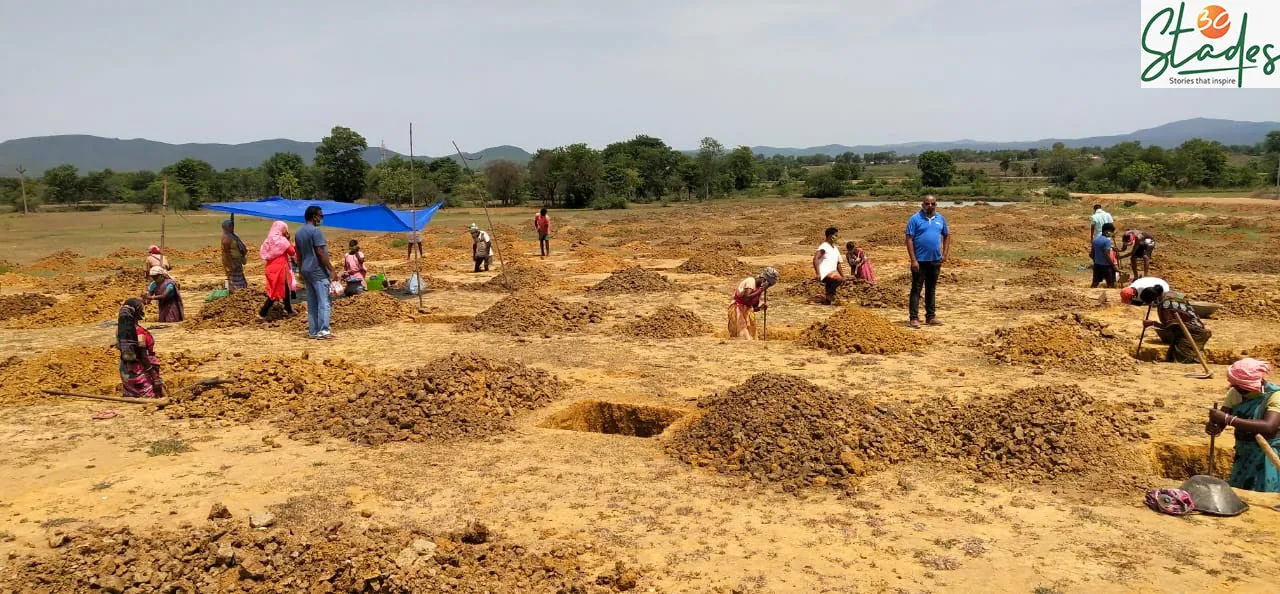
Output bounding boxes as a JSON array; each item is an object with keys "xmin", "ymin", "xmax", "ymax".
[{"xmin": 2, "ymin": 195, "xmax": 1280, "ymax": 593}]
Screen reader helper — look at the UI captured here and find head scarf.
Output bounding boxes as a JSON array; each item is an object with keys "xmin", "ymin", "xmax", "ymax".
[
  {"xmin": 260, "ymin": 220, "xmax": 292, "ymax": 261},
  {"xmin": 148, "ymin": 245, "xmax": 162, "ymax": 255},
  {"xmin": 222, "ymin": 220, "xmax": 247, "ymax": 255},
  {"xmin": 1228, "ymin": 358, "xmax": 1271, "ymax": 394},
  {"xmin": 116, "ymin": 298, "xmax": 145, "ymax": 353},
  {"xmin": 468, "ymin": 223, "xmax": 479, "ymax": 234},
  {"xmin": 760, "ymin": 267, "xmax": 778, "ymax": 286},
  {"xmin": 149, "ymin": 265, "xmax": 171, "ymax": 278},
  {"xmin": 1120, "ymin": 287, "xmax": 1136, "ymax": 305}
]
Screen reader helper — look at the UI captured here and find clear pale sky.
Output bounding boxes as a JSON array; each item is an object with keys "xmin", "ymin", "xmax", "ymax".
[{"xmin": 0, "ymin": 0, "xmax": 1275, "ymax": 154}]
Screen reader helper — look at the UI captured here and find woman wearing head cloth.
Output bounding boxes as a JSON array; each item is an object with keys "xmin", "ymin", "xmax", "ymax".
[
  {"xmin": 1206, "ymin": 358, "xmax": 1280, "ymax": 492},
  {"xmin": 145, "ymin": 245, "xmax": 171, "ymax": 277},
  {"xmin": 143, "ymin": 266, "xmax": 185, "ymax": 322},
  {"xmin": 117, "ymin": 298, "xmax": 165, "ymax": 398},
  {"xmin": 728, "ymin": 267, "xmax": 778, "ymax": 340},
  {"xmin": 221, "ymin": 219, "xmax": 249, "ymax": 292},
  {"xmin": 258, "ymin": 220, "xmax": 296, "ymax": 320}
]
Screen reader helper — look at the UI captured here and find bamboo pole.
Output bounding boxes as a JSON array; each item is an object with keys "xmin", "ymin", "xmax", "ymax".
[
  {"xmin": 410, "ymin": 122, "xmax": 423, "ymax": 309},
  {"xmin": 452, "ymin": 141, "xmax": 508, "ymax": 290},
  {"xmin": 160, "ymin": 176, "xmax": 168, "ymax": 254},
  {"xmin": 16, "ymin": 166, "xmax": 28, "ymax": 215},
  {"xmin": 43, "ymin": 390, "xmax": 168, "ymax": 406}
]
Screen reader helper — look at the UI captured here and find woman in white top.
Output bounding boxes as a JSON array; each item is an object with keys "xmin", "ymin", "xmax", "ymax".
[
  {"xmin": 1121, "ymin": 277, "xmax": 1170, "ymax": 306},
  {"xmin": 812, "ymin": 227, "xmax": 843, "ymax": 305}
]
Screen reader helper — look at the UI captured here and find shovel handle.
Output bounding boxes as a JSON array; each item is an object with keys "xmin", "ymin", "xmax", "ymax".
[{"xmin": 1256, "ymin": 434, "xmax": 1280, "ymax": 471}]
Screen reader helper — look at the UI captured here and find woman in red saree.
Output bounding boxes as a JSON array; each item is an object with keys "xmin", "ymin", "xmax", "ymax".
[
  {"xmin": 845, "ymin": 241, "xmax": 876, "ymax": 283},
  {"xmin": 728, "ymin": 267, "xmax": 778, "ymax": 340},
  {"xmin": 258, "ymin": 220, "xmax": 297, "ymax": 319}
]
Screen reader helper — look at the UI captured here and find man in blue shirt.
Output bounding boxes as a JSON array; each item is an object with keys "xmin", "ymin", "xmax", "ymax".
[
  {"xmin": 295, "ymin": 205, "xmax": 337, "ymax": 340},
  {"xmin": 1090, "ymin": 223, "xmax": 1118, "ymax": 288},
  {"xmin": 904, "ymin": 195, "xmax": 950, "ymax": 328}
]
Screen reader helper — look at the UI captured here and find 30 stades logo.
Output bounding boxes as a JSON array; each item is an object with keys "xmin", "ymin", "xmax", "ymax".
[{"xmin": 1141, "ymin": 1, "xmax": 1280, "ymax": 88}]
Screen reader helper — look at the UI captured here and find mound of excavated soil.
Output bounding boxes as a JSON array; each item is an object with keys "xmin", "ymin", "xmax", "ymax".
[
  {"xmin": 166, "ymin": 355, "xmax": 378, "ymax": 422},
  {"xmin": 1, "ymin": 521, "xmax": 643, "ymax": 593},
  {"xmin": 1004, "ymin": 270, "xmax": 1069, "ymax": 287},
  {"xmin": 0, "ymin": 272, "xmax": 44, "ymax": 290},
  {"xmin": 1160, "ymin": 270, "xmax": 1217, "ymax": 293},
  {"xmin": 0, "ymin": 293, "xmax": 57, "ymax": 321},
  {"xmin": 667, "ymin": 373, "xmax": 901, "ymax": 492},
  {"xmin": 571, "ymin": 247, "xmax": 627, "ymax": 273},
  {"xmin": 676, "ymin": 253, "xmax": 752, "ymax": 277},
  {"xmin": 472, "ymin": 265, "xmax": 552, "ymax": 292},
  {"xmin": 859, "ymin": 228, "xmax": 903, "ymax": 247},
  {"xmin": 1241, "ymin": 343, "xmax": 1280, "ymax": 363},
  {"xmin": 189, "ymin": 290, "xmax": 413, "ymax": 331},
  {"xmin": 978, "ymin": 313, "xmax": 1135, "ymax": 374},
  {"xmin": 997, "ymin": 288, "xmax": 1099, "ymax": 311},
  {"xmin": 467, "ymin": 291, "xmax": 606, "ymax": 336},
  {"xmin": 1, "ymin": 284, "xmax": 136, "ymax": 329},
  {"xmin": 0, "ymin": 346, "xmax": 211, "ymax": 406},
  {"xmin": 22, "ymin": 249, "xmax": 82, "ymax": 272},
  {"xmin": 906, "ymin": 385, "xmax": 1152, "ymax": 483},
  {"xmin": 797, "ymin": 306, "xmax": 928, "ymax": 355},
  {"xmin": 588, "ymin": 266, "xmax": 675, "ymax": 294},
  {"xmin": 292, "ymin": 353, "xmax": 565, "ymax": 445},
  {"xmin": 619, "ymin": 305, "xmax": 713, "ymax": 339},
  {"xmin": 783, "ymin": 279, "xmax": 905, "ymax": 308},
  {"xmin": 1016, "ymin": 255, "xmax": 1060, "ymax": 270},
  {"xmin": 1200, "ymin": 285, "xmax": 1280, "ymax": 319}
]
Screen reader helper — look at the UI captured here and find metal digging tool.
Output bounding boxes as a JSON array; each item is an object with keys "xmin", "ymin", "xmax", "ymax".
[
  {"xmin": 1175, "ymin": 315, "xmax": 1214, "ymax": 379},
  {"xmin": 41, "ymin": 377, "xmax": 231, "ymax": 407},
  {"xmin": 1181, "ymin": 403, "xmax": 1248, "ymax": 517},
  {"xmin": 1135, "ymin": 302, "xmax": 1154, "ymax": 356},
  {"xmin": 761, "ymin": 290, "xmax": 768, "ymax": 341}
]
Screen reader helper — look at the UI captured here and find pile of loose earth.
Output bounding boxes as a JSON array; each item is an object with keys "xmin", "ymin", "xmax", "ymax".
[
  {"xmin": 666, "ymin": 373, "xmax": 903, "ymax": 492},
  {"xmin": 467, "ymin": 291, "xmax": 606, "ymax": 336},
  {"xmin": 1004, "ymin": 270, "xmax": 1069, "ymax": 287},
  {"xmin": 675, "ymin": 253, "xmax": 753, "ymax": 277},
  {"xmin": 1, "ymin": 279, "xmax": 136, "ymax": 329},
  {"xmin": 291, "ymin": 353, "xmax": 564, "ymax": 445},
  {"xmin": 618, "ymin": 305, "xmax": 713, "ymax": 339},
  {"xmin": 1016, "ymin": 255, "xmax": 1060, "ymax": 270},
  {"xmin": 0, "ymin": 346, "xmax": 211, "ymax": 406},
  {"xmin": 797, "ymin": 306, "xmax": 929, "ymax": 355},
  {"xmin": 588, "ymin": 266, "xmax": 676, "ymax": 295},
  {"xmin": 166, "ymin": 355, "xmax": 378, "ymax": 422},
  {"xmin": 0, "ymin": 293, "xmax": 57, "ymax": 321},
  {"xmin": 474, "ymin": 265, "xmax": 552, "ymax": 292},
  {"xmin": 978, "ymin": 313, "xmax": 1135, "ymax": 374},
  {"xmin": 22, "ymin": 249, "xmax": 82, "ymax": 272},
  {"xmin": 904, "ymin": 385, "xmax": 1153, "ymax": 484},
  {"xmin": 1, "ymin": 519, "xmax": 643, "ymax": 593},
  {"xmin": 997, "ymin": 288, "xmax": 1100, "ymax": 311},
  {"xmin": 783, "ymin": 279, "xmax": 905, "ymax": 308},
  {"xmin": 571, "ymin": 247, "xmax": 627, "ymax": 273},
  {"xmin": 189, "ymin": 290, "xmax": 412, "ymax": 331}
]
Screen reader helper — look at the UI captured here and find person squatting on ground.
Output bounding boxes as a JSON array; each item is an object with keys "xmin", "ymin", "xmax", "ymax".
[
  {"xmin": 221, "ymin": 219, "xmax": 248, "ymax": 292},
  {"xmin": 258, "ymin": 220, "xmax": 296, "ymax": 320},
  {"xmin": 1205, "ymin": 358, "xmax": 1280, "ymax": 493},
  {"xmin": 296, "ymin": 205, "xmax": 336, "ymax": 339},
  {"xmin": 1140, "ymin": 284, "xmax": 1210, "ymax": 363},
  {"xmin": 1090, "ymin": 222, "xmax": 1119, "ymax": 288},
  {"xmin": 117, "ymin": 298, "xmax": 165, "ymax": 399},
  {"xmin": 1116, "ymin": 229, "xmax": 1156, "ymax": 281},
  {"xmin": 144, "ymin": 266, "xmax": 185, "ymax": 322},
  {"xmin": 470, "ymin": 223, "xmax": 493, "ymax": 272},
  {"xmin": 534, "ymin": 208, "xmax": 552, "ymax": 257},
  {"xmin": 845, "ymin": 241, "xmax": 876, "ymax": 284},
  {"xmin": 905, "ymin": 195, "xmax": 950, "ymax": 328},
  {"xmin": 342, "ymin": 239, "xmax": 367, "ymax": 296},
  {"xmin": 813, "ymin": 227, "xmax": 843, "ymax": 305},
  {"xmin": 728, "ymin": 267, "xmax": 778, "ymax": 340}
]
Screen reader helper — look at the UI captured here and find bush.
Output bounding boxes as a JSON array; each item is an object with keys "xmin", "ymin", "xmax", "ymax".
[
  {"xmin": 443, "ymin": 193, "xmax": 465, "ymax": 208},
  {"xmin": 802, "ymin": 171, "xmax": 846, "ymax": 198},
  {"xmin": 390, "ymin": 238, "xmax": 408, "ymax": 248},
  {"xmin": 589, "ymin": 194, "xmax": 628, "ymax": 210},
  {"xmin": 1044, "ymin": 187, "xmax": 1071, "ymax": 203}
]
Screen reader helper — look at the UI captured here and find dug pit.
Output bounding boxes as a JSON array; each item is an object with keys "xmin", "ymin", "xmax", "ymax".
[
  {"xmin": 1150, "ymin": 441, "xmax": 1233, "ymax": 481},
  {"xmin": 540, "ymin": 400, "xmax": 688, "ymax": 438}
]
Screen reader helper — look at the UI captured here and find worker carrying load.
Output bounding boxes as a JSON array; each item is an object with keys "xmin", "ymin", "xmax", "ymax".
[{"xmin": 1205, "ymin": 359, "xmax": 1280, "ymax": 493}]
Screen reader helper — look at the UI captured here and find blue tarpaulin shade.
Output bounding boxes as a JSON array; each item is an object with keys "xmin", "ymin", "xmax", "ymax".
[{"xmin": 203, "ymin": 197, "xmax": 442, "ymax": 232}]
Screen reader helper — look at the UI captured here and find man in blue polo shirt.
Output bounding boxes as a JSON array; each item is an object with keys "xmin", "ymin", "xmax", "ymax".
[{"xmin": 905, "ymin": 195, "xmax": 950, "ymax": 328}]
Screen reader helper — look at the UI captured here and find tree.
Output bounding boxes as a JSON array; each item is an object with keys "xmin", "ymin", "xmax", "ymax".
[
  {"xmin": 602, "ymin": 163, "xmax": 640, "ymax": 199},
  {"xmin": 161, "ymin": 158, "xmax": 215, "ymax": 207},
  {"xmin": 601, "ymin": 135, "xmax": 683, "ymax": 200},
  {"xmin": 426, "ymin": 157, "xmax": 464, "ymax": 194},
  {"xmin": 695, "ymin": 137, "xmax": 725, "ymax": 199},
  {"xmin": 314, "ymin": 126, "xmax": 369, "ymax": 202},
  {"xmin": 1010, "ymin": 162, "xmax": 1028, "ymax": 177},
  {"xmin": 262, "ymin": 152, "xmax": 307, "ymax": 195},
  {"xmin": 484, "ymin": 159, "xmax": 525, "ymax": 205},
  {"xmin": 802, "ymin": 170, "xmax": 846, "ymax": 198},
  {"xmin": 725, "ymin": 146, "xmax": 757, "ymax": 190},
  {"xmin": 916, "ymin": 151, "xmax": 955, "ymax": 187},
  {"xmin": 1117, "ymin": 162, "xmax": 1163, "ymax": 191},
  {"xmin": 558, "ymin": 144, "xmax": 604, "ymax": 208},
  {"xmin": 1038, "ymin": 145, "xmax": 1086, "ymax": 184},
  {"xmin": 528, "ymin": 148, "xmax": 564, "ymax": 205},
  {"xmin": 137, "ymin": 178, "xmax": 188, "ymax": 213},
  {"xmin": 830, "ymin": 162, "xmax": 853, "ymax": 181},
  {"xmin": 42, "ymin": 164, "xmax": 81, "ymax": 204},
  {"xmin": 276, "ymin": 171, "xmax": 301, "ymax": 198},
  {"xmin": 998, "ymin": 158, "xmax": 1011, "ymax": 176}
]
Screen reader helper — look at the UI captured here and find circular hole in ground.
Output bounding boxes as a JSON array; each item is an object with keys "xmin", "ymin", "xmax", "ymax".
[
  {"xmin": 1149, "ymin": 441, "xmax": 1232, "ymax": 481},
  {"xmin": 539, "ymin": 400, "xmax": 689, "ymax": 438}
]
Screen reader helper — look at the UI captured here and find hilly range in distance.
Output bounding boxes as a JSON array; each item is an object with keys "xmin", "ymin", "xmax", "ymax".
[{"xmin": 0, "ymin": 117, "xmax": 1276, "ymax": 175}]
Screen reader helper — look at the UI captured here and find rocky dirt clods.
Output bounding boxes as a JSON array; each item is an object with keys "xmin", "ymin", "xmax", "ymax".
[
  {"xmin": 588, "ymin": 266, "xmax": 675, "ymax": 295},
  {"xmin": 0, "ymin": 292, "xmax": 57, "ymax": 320},
  {"xmin": 676, "ymin": 253, "xmax": 753, "ymax": 277},
  {"xmin": 796, "ymin": 306, "xmax": 929, "ymax": 355},
  {"xmin": 467, "ymin": 291, "xmax": 606, "ymax": 336},
  {"xmin": 978, "ymin": 313, "xmax": 1136, "ymax": 374},
  {"xmin": 618, "ymin": 305, "xmax": 713, "ymax": 339},
  {"xmin": 0, "ymin": 346, "xmax": 211, "ymax": 406}
]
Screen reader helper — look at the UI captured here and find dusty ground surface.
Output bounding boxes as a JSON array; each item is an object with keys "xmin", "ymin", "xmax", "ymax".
[{"xmin": 2, "ymin": 196, "xmax": 1280, "ymax": 592}]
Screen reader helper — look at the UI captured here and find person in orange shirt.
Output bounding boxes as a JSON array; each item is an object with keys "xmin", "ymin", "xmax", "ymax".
[{"xmin": 534, "ymin": 208, "xmax": 551, "ymax": 257}]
